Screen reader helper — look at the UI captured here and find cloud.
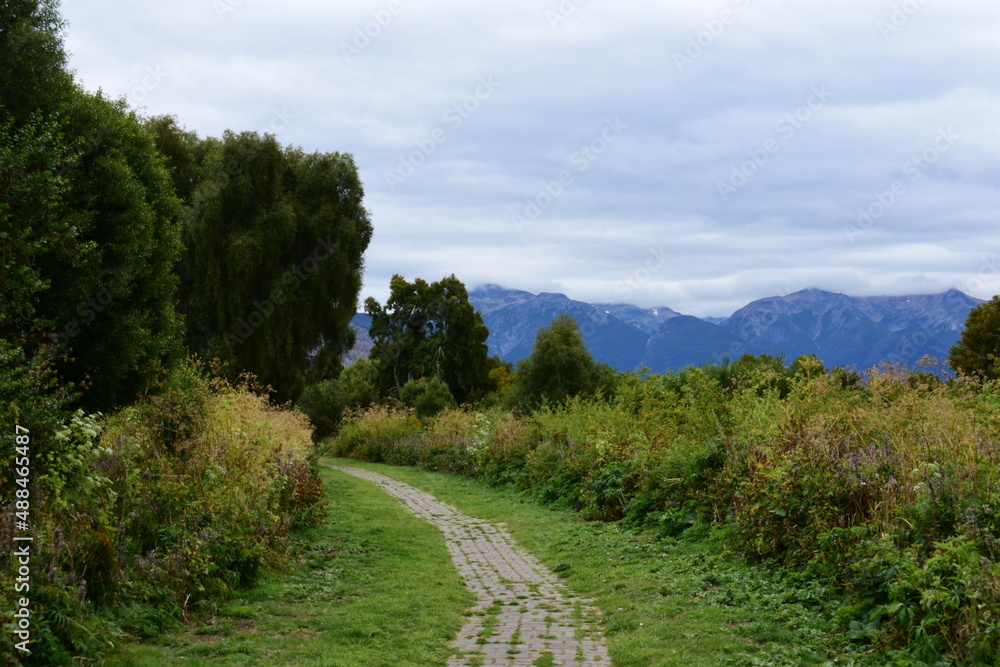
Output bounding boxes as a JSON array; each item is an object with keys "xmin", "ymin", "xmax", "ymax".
[{"xmin": 60, "ymin": 0, "xmax": 1000, "ymax": 317}]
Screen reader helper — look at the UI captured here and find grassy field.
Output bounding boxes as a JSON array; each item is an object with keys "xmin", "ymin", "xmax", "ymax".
[
  {"xmin": 105, "ymin": 463, "xmax": 473, "ymax": 666},
  {"xmin": 108, "ymin": 458, "xmax": 872, "ymax": 666},
  {"xmin": 329, "ymin": 459, "xmax": 871, "ymax": 667}
]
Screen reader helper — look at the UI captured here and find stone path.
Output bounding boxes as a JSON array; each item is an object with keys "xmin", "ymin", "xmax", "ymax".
[{"xmin": 325, "ymin": 465, "xmax": 612, "ymax": 667}]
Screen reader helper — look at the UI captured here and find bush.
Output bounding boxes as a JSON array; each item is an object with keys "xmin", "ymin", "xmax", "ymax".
[
  {"xmin": 297, "ymin": 378, "xmax": 345, "ymax": 440},
  {"xmin": 400, "ymin": 376, "xmax": 456, "ymax": 419},
  {"xmin": 0, "ymin": 361, "xmax": 325, "ymax": 664}
]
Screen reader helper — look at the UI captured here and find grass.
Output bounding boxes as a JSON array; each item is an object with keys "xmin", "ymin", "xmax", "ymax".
[
  {"xmin": 326, "ymin": 458, "xmax": 873, "ymax": 666},
  {"xmin": 108, "ymin": 456, "xmax": 875, "ymax": 666},
  {"xmin": 104, "ymin": 463, "xmax": 473, "ymax": 666}
]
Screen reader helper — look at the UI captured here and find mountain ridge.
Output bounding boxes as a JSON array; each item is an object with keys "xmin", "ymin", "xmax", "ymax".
[{"xmin": 349, "ymin": 286, "xmax": 984, "ymax": 373}]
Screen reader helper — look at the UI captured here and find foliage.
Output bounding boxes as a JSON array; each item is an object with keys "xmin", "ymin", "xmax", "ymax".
[
  {"xmin": 365, "ymin": 274, "xmax": 491, "ymax": 405},
  {"xmin": 2, "ymin": 2, "xmax": 185, "ymax": 413},
  {"xmin": 950, "ymin": 295, "xmax": 1000, "ymax": 380},
  {"xmin": 104, "ymin": 465, "xmax": 474, "ymax": 666},
  {"xmin": 509, "ymin": 313, "xmax": 616, "ymax": 411},
  {"xmin": 178, "ymin": 129, "xmax": 373, "ymax": 403},
  {"xmin": 47, "ymin": 90, "xmax": 185, "ymax": 411},
  {"xmin": 336, "ymin": 355, "xmax": 1000, "ymax": 664},
  {"xmin": 400, "ymin": 376, "xmax": 456, "ymax": 419},
  {"xmin": 0, "ymin": 362, "xmax": 326, "ymax": 664},
  {"xmin": 0, "ymin": 0, "xmax": 76, "ymax": 122},
  {"xmin": 296, "ymin": 378, "xmax": 345, "ymax": 441},
  {"xmin": 296, "ymin": 359, "xmax": 381, "ymax": 440}
]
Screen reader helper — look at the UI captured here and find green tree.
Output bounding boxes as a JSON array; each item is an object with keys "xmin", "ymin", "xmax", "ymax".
[
  {"xmin": 365, "ymin": 275, "xmax": 491, "ymax": 405},
  {"xmin": 0, "ymin": 0, "xmax": 75, "ymax": 120},
  {"xmin": 50, "ymin": 91, "xmax": 185, "ymax": 410},
  {"xmin": 144, "ymin": 114, "xmax": 204, "ymax": 203},
  {"xmin": 2, "ymin": 2, "xmax": 184, "ymax": 413},
  {"xmin": 511, "ymin": 313, "xmax": 615, "ymax": 410},
  {"xmin": 950, "ymin": 296, "xmax": 1000, "ymax": 379},
  {"xmin": 400, "ymin": 376, "xmax": 456, "ymax": 419},
  {"xmin": 296, "ymin": 359, "xmax": 380, "ymax": 438},
  {"xmin": 178, "ymin": 130, "xmax": 372, "ymax": 402}
]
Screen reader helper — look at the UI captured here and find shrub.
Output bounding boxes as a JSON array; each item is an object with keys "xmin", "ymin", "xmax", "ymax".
[
  {"xmin": 0, "ymin": 361, "xmax": 325, "ymax": 663},
  {"xmin": 297, "ymin": 378, "xmax": 345, "ymax": 440},
  {"xmin": 400, "ymin": 376, "xmax": 456, "ymax": 419}
]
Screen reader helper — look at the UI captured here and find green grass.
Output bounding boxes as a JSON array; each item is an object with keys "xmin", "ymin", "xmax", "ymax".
[
  {"xmin": 107, "ymin": 457, "xmax": 874, "ymax": 666},
  {"xmin": 327, "ymin": 458, "xmax": 873, "ymax": 667},
  {"xmin": 104, "ymin": 464, "xmax": 473, "ymax": 666}
]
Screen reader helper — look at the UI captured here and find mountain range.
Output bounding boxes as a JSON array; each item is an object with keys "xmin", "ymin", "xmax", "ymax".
[{"xmin": 349, "ymin": 285, "xmax": 984, "ymax": 374}]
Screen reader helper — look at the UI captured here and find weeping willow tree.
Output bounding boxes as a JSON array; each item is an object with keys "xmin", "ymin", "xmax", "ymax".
[{"xmin": 171, "ymin": 128, "xmax": 373, "ymax": 402}]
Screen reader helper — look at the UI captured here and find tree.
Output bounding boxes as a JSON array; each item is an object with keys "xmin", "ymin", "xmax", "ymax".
[
  {"xmin": 0, "ymin": 0, "xmax": 76, "ymax": 121},
  {"xmin": 178, "ymin": 130, "xmax": 372, "ymax": 402},
  {"xmin": 2, "ymin": 2, "xmax": 184, "ymax": 412},
  {"xmin": 365, "ymin": 275, "xmax": 490, "ymax": 404},
  {"xmin": 296, "ymin": 359, "xmax": 380, "ymax": 439},
  {"xmin": 511, "ymin": 313, "xmax": 615, "ymax": 410},
  {"xmin": 950, "ymin": 296, "xmax": 1000, "ymax": 379},
  {"xmin": 50, "ymin": 90, "xmax": 185, "ymax": 410},
  {"xmin": 400, "ymin": 376, "xmax": 456, "ymax": 419}
]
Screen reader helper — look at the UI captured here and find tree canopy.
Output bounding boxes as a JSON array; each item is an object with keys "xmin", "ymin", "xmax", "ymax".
[
  {"xmin": 365, "ymin": 275, "xmax": 491, "ymax": 405},
  {"xmin": 2, "ymin": 2, "xmax": 184, "ymax": 412},
  {"xmin": 511, "ymin": 313, "xmax": 614, "ymax": 410},
  {"xmin": 950, "ymin": 295, "xmax": 1000, "ymax": 379},
  {"xmin": 173, "ymin": 129, "xmax": 373, "ymax": 402}
]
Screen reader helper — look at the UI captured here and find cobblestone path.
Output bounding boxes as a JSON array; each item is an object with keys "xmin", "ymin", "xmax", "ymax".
[{"xmin": 326, "ymin": 465, "xmax": 612, "ymax": 667}]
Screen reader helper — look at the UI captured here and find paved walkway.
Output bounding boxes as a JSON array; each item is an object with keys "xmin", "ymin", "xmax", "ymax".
[{"xmin": 325, "ymin": 465, "xmax": 612, "ymax": 667}]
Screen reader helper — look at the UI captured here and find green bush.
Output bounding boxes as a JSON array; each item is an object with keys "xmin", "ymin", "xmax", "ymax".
[
  {"xmin": 400, "ymin": 376, "xmax": 456, "ymax": 419},
  {"xmin": 0, "ymin": 362, "xmax": 326, "ymax": 664}
]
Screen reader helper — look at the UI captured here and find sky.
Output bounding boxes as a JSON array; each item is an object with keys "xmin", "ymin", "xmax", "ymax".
[{"xmin": 60, "ymin": 0, "xmax": 1000, "ymax": 317}]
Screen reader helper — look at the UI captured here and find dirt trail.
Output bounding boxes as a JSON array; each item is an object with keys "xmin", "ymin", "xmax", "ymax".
[{"xmin": 326, "ymin": 465, "xmax": 612, "ymax": 667}]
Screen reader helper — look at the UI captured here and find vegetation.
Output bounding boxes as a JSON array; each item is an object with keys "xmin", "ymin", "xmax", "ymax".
[
  {"xmin": 1, "ymin": 2, "xmax": 365, "ymax": 663},
  {"xmin": 950, "ymin": 295, "xmax": 1000, "ymax": 380},
  {"xmin": 333, "ymin": 357, "xmax": 1000, "ymax": 665},
  {"xmin": 1, "ymin": 363, "xmax": 327, "ymax": 664},
  {"xmin": 332, "ymin": 460, "xmax": 879, "ymax": 666},
  {"xmin": 365, "ymin": 274, "xmax": 492, "ymax": 405},
  {"xmin": 510, "ymin": 312, "xmax": 616, "ymax": 411},
  {"xmin": 103, "ymin": 463, "xmax": 472, "ymax": 666},
  {"xmin": 6, "ymin": 2, "xmax": 1000, "ymax": 666},
  {"xmin": 171, "ymin": 128, "xmax": 372, "ymax": 403}
]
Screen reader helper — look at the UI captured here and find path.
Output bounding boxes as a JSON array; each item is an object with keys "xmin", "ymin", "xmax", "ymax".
[{"xmin": 325, "ymin": 465, "xmax": 612, "ymax": 667}]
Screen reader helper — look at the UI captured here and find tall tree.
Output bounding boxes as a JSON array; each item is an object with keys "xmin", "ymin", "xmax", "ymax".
[
  {"xmin": 2, "ymin": 1, "xmax": 184, "ymax": 412},
  {"xmin": 950, "ymin": 295, "xmax": 1000, "ymax": 379},
  {"xmin": 511, "ymin": 313, "xmax": 614, "ymax": 410},
  {"xmin": 365, "ymin": 275, "xmax": 490, "ymax": 404},
  {"xmin": 179, "ymin": 130, "xmax": 372, "ymax": 402}
]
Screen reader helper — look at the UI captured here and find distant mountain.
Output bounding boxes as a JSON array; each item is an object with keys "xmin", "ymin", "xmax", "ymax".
[
  {"xmin": 721, "ymin": 288, "xmax": 982, "ymax": 370},
  {"xmin": 347, "ymin": 286, "xmax": 983, "ymax": 374}
]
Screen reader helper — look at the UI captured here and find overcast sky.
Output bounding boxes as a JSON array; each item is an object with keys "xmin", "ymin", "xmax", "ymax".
[{"xmin": 61, "ymin": 0, "xmax": 1000, "ymax": 317}]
